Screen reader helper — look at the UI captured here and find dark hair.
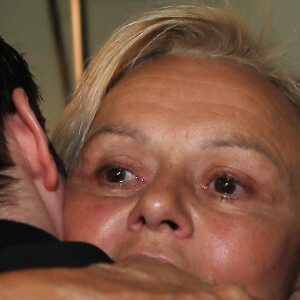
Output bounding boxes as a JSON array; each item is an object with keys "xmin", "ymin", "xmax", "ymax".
[{"xmin": 0, "ymin": 36, "xmax": 66, "ymax": 192}]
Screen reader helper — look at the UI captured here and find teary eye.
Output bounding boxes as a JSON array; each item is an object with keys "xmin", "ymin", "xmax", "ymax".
[
  {"xmin": 81, "ymin": 154, "xmax": 150, "ymax": 197},
  {"xmin": 213, "ymin": 174, "xmax": 238, "ymax": 195},
  {"xmin": 198, "ymin": 169, "xmax": 267, "ymax": 204},
  {"xmin": 104, "ymin": 167, "xmax": 137, "ymax": 183}
]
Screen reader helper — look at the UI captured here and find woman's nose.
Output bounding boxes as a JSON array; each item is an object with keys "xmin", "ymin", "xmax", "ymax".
[{"xmin": 127, "ymin": 177, "xmax": 194, "ymax": 238}]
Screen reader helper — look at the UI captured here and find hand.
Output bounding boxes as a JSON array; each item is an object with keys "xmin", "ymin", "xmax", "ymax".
[
  {"xmin": 0, "ymin": 257, "xmax": 257, "ymax": 299},
  {"xmin": 289, "ymin": 290, "xmax": 300, "ymax": 300}
]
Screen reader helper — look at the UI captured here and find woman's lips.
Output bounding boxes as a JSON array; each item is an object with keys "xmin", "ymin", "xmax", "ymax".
[{"xmin": 118, "ymin": 252, "xmax": 181, "ymax": 270}]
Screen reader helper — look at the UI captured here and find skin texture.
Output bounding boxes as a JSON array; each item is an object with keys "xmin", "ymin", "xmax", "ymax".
[{"xmin": 64, "ymin": 56, "xmax": 300, "ymax": 299}]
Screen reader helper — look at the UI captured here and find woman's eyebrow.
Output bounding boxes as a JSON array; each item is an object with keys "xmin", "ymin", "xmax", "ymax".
[
  {"xmin": 84, "ymin": 125, "xmax": 147, "ymax": 148},
  {"xmin": 205, "ymin": 137, "xmax": 281, "ymax": 171}
]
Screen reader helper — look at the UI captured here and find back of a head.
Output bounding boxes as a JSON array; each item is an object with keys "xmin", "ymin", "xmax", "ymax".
[
  {"xmin": 0, "ymin": 37, "xmax": 44, "ymax": 124},
  {"xmin": 0, "ymin": 37, "xmax": 66, "ymax": 202},
  {"xmin": 53, "ymin": 3, "xmax": 300, "ymax": 173}
]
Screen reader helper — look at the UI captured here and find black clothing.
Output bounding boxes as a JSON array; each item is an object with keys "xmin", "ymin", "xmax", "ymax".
[{"xmin": 0, "ymin": 219, "xmax": 113, "ymax": 272}]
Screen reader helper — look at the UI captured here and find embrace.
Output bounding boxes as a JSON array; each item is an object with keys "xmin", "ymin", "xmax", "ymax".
[{"xmin": 0, "ymin": 3, "xmax": 299, "ymax": 300}]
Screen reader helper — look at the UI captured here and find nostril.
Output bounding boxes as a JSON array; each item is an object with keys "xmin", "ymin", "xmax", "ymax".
[
  {"xmin": 163, "ymin": 220, "xmax": 179, "ymax": 230},
  {"xmin": 135, "ymin": 216, "xmax": 179, "ymax": 230},
  {"xmin": 140, "ymin": 216, "xmax": 146, "ymax": 225}
]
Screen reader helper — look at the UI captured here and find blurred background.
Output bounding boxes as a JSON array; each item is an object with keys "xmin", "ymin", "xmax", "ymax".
[{"xmin": 0, "ymin": 0, "xmax": 299, "ymax": 135}]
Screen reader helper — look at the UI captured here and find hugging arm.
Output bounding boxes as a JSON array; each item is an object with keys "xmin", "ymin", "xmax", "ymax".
[{"xmin": 0, "ymin": 257, "xmax": 256, "ymax": 300}]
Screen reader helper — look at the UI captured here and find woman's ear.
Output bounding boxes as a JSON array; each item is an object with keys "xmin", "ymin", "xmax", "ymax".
[{"xmin": 5, "ymin": 88, "xmax": 58, "ymax": 191}]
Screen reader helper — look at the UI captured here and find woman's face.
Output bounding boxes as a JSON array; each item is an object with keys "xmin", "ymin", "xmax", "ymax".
[{"xmin": 64, "ymin": 57, "xmax": 300, "ymax": 299}]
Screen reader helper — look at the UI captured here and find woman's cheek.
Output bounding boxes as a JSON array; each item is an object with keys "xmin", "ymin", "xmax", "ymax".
[
  {"xmin": 190, "ymin": 210, "xmax": 291, "ymax": 286},
  {"xmin": 63, "ymin": 187, "xmax": 127, "ymax": 252}
]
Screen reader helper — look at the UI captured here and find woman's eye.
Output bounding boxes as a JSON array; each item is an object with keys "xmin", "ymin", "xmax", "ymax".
[
  {"xmin": 213, "ymin": 175, "xmax": 238, "ymax": 195},
  {"xmin": 87, "ymin": 163, "xmax": 145, "ymax": 197},
  {"xmin": 105, "ymin": 167, "xmax": 136, "ymax": 183},
  {"xmin": 209, "ymin": 174, "xmax": 244, "ymax": 199},
  {"xmin": 95, "ymin": 164, "xmax": 141, "ymax": 191}
]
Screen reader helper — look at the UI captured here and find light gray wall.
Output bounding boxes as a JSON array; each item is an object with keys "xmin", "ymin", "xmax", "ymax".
[{"xmin": 0, "ymin": 0, "xmax": 299, "ymax": 135}]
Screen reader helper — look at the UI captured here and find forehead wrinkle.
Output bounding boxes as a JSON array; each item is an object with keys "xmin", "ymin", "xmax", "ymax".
[
  {"xmin": 119, "ymin": 75, "xmax": 263, "ymax": 94},
  {"xmin": 110, "ymin": 84, "xmax": 270, "ymax": 117},
  {"xmin": 83, "ymin": 124, "xmax": 147, "ymax": 150},
  {"xmin": 120, "ymin": 61, "xmax": 279, "ymax": 95},
  {"xmin": 116, "ymin": 78, "xmax": 284, "ymax": 116}
]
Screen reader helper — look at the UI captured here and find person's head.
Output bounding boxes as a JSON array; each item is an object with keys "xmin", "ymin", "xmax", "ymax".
[
  {"xmin": 54, "ymin": 3, "xmax": 300, "ymax": 299},
  {"xmin": 0, "ymin": 36, "xmax": 65, "ymax": 238},
  {"xmin": 54, "ymin": 4, "xmax": 300, "ymax": 173}
]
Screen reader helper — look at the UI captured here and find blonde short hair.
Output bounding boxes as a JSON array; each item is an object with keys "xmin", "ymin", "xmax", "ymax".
[{"xmin": 53, "ymin": 3, "xmax": 300, "ymax": 173}]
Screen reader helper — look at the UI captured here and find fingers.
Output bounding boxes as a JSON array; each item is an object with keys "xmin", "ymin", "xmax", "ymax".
[{"xmin": 212, "ymin": 283, "xmax": 257, "ymax": 300}]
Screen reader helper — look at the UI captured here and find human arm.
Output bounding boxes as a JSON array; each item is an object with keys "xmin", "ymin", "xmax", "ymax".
[{"xmin": 0, "ymin": 257, "xmax": 256, "ymax": 300}]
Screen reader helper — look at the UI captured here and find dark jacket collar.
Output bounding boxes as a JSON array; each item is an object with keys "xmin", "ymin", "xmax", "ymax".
[{"xmin": 0, "ymin": 219, "xmax": 57, "ymax": 248}]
